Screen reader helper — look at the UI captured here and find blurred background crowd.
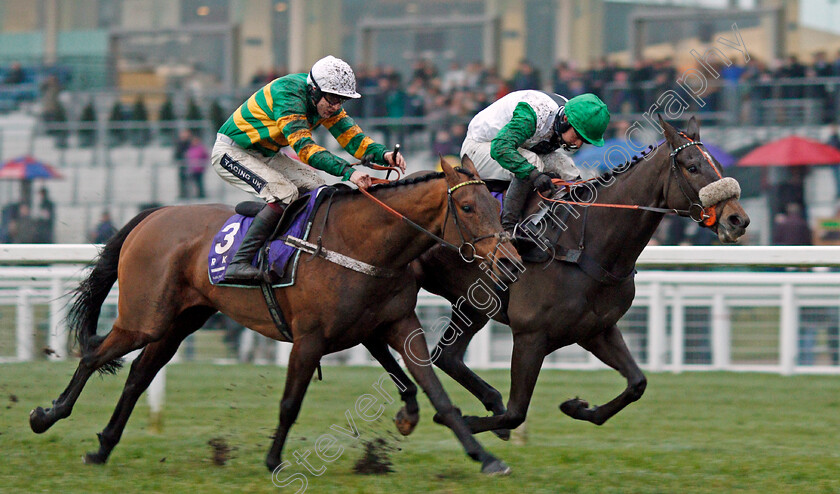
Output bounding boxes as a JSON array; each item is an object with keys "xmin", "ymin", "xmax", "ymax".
[{"xmin": 2, "ymin": 0, "xmax": 840, "ymax": 249}]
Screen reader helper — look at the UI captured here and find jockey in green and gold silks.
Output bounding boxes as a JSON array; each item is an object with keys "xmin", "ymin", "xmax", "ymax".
[
  {"xmin": 218, "ymin": 73, "xmax": 383, "ymax": 180},
  {"xmin": 212, "ymin": 55, "xmax": 406, "ymax": 283}
]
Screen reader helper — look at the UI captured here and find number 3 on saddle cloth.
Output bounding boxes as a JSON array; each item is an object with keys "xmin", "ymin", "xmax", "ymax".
[{"xmin": 208, "ymin": 186, "xmax": 330, "ymax": 287}]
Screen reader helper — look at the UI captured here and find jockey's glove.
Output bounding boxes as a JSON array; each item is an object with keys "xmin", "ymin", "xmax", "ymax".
[{"xmin": 529, "ymin": 169, "xmax": 557, "ymax": 194}]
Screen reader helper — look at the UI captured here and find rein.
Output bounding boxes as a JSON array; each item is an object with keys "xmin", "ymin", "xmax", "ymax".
[
  {"xmin": 359, "ymin": 171, "xmax": 505, "ymax": 263},
  {"xmin": 538, "ymin": 133, "xmax": 728, "ymax": 226}
]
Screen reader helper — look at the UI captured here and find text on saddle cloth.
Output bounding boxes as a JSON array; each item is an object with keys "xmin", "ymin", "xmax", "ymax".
[{"xmin": 208, "ymin": 186, "xmax": 328, "ymax": 285}]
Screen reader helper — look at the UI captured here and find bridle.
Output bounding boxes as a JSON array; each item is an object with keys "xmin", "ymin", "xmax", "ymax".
[
  {"xmin": 664, "ymin": 132, "xmax": 724, "ymax": 227},
  {"xmin": 359, "ymin": 169, "xmax": 511, "ymax": 263},
  {"xmin": 441, "ymin": 179, "xmax": 512, "ymax": 263}
]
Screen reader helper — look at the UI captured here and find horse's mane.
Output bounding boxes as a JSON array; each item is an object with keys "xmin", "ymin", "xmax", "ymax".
[
  {"xmin": 584, "ymin": 142, "xmax": 663, "ymax": 191},
  {"xmin": 332, "ymin": 167, "xmax": 475, "ymax": 196}
]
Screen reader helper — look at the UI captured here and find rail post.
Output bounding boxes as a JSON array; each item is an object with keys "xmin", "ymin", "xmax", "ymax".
[{"xmin": 16, "ymin": 288, "xmax": 34, "ymax": 361}]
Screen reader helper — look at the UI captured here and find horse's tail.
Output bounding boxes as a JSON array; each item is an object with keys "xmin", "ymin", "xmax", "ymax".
[{"xmin": 68, "ymin": 207, "xmax": 164, "ymax": 374}]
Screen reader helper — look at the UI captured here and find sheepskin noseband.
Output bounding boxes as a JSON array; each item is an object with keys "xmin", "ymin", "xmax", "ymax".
[{"xmin": 699, "ymin": 177, "xmax": 741, "ymax": 207}]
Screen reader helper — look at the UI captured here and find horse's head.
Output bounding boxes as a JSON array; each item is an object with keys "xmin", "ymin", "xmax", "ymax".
[
  {"xmin": 659, "ymin": 116, "xmax": 750, "ymax": 243},
  {"xmin": 439, "ymin": 156, "xmax": 522, "ymax": 275}
]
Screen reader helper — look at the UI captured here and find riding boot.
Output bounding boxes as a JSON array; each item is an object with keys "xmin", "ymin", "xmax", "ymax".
[
  {"xmin": 501, "ymin": 176, "xmax": 532, "ymax": 234},
  {"xmin": 224, "ymin": 204, "xmax": 284, "ymax": 282}
]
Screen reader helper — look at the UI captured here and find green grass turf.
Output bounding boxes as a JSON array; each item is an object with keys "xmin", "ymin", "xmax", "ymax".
[{"xmin": 1, "ymin": 362, "xmax": 838, "ymax": 493}]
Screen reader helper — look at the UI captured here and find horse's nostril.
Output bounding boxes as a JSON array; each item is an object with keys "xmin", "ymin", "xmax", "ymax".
[
  {"xmin": 731, "ymin": 214, "xmax": 750, "ymax": 229},
  {"xmin": 728, "ymin": 214, "xmax": 749, "ymax": 228}
]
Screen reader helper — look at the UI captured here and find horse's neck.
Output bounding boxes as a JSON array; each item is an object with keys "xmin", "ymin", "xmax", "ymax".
[
  {"xmin": 575, "ymin": 147, "xmax": 671, "ymax": 271},
  {"xmin": 328, "ymin": 180, "xmax": 446, "ymax": 268}
]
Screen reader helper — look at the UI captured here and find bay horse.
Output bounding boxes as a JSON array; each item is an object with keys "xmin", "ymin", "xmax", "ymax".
[
  {"xmin": 28, "ymin": 158, "xmax": 520, "ymax": 475},
  {"xmin": 391, "ymin": 116, "xmax": 750, "ymax": 437}
]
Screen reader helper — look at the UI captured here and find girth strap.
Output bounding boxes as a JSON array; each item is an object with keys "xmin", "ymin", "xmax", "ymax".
[
  {"xmin": 281, "ymin": 235, "xmax": 402, "ymax": 278},
  {"xmin": 259, "ymin": 281, "xmax": 293, "ymax": 342},
  {"xmin": 258, "ymin": 281, "xmax": 321, "ymax": 379}
]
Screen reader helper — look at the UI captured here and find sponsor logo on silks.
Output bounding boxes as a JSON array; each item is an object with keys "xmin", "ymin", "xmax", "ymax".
[{"xmin": 221, "ymin": 154, "xmax": 267, "ymax": 193}]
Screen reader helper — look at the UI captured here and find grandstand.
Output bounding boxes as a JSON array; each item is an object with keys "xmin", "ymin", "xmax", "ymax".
[{"xmin": 1, "ymin": 0, "xmax": 839, "ymax": 244}]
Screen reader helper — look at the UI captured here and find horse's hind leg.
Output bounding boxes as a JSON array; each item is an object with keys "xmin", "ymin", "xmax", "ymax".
[
  {"xmin": 29, "ymin": 326, "xmax": 151, "ymax": 434},
  {"xmin": 363, "ymin": 338, "xmax": 419, "ymax": 436},
  {"xmin": 387, "ymin": 315, "xmax": 509, "ymax": 475},
  {"xmin": 265, "ymin": 337, "xmax": 324, "ymax": 473},
  {"xmin": 559, "ymin": 324, "xmax": 647, "ymax": 425},
  {"xmin": 84, "ymin": 309, "xmax": 213, "ymax": 464}
]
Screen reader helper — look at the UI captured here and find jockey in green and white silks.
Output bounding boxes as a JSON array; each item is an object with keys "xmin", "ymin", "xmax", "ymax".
[
  {"xmin": 461, "ymin": 91, "xmax": 610, "ymax": 233},
  {"xmin": 212, "ymin": 55, "xmax": 406, "ymax": 283}
]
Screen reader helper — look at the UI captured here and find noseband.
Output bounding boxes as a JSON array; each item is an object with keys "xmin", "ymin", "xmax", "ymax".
[{"xmin": 667, "ymin": 134, "xmax": 740, "ymax": 227}]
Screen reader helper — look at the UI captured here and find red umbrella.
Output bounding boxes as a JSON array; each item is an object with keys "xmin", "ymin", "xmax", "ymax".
[{"xmin": 737, "ymin": 136, "xmax": 840, "ymax": 167}]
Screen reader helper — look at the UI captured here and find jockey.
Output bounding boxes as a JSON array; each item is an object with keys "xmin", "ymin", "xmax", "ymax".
[
  {"xmin": 461, "ymin": 91, "xmax": 609, "ymax": 233},
  {"xmin": 212, "ymin": 55, "xmax": 406, "ymax": 282}
]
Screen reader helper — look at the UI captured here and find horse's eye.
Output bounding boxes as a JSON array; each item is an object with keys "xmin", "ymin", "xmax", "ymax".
[
  {"xmin": 461, "ymin": 204, "xmax": 474, "ymax": 213},
  {"xmin": 687, "ymin": 165, "xmax": 699, "ymax": 174}
]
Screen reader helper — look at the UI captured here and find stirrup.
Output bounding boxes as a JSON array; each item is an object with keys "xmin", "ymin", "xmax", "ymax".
[{"xmin": 221, "ymin": 263, "xmax": 268, "ymax": 285}]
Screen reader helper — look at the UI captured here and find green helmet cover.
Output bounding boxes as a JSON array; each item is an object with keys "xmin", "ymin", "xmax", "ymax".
[{"xmin": 564, "ymin": 93, "xmax": 610, "ymax": 147}]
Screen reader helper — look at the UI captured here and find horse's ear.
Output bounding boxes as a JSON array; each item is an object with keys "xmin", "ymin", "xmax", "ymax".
[
  {"xmin": 658, "ymin": 114, "xmax": 680, "ymax": 149},
  {"xmin": 460, "ymin": 155, "xmax": 480, "ymax": 178},
  {"xmin": 685, "ymin": 116, "xmax": 700, "ymax": 141},
  {"xmin": 440, "ymin": 156, "xmax": 459, "ymax": 183}
]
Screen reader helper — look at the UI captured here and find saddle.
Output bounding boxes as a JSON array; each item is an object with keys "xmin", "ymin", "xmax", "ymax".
[
  {"xmin": 512, "ymin": 182, "xmax": 636, "ymax": 286},
  {"xmin": 208, "ymin": 186, "xmax": 337, "ymax": 287}
]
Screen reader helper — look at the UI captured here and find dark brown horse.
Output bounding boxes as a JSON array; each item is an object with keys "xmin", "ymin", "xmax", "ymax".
[
  {"xmin": 29, "ymin": 158, "xmax": 520, "ymax": 474},
  {"xmin": 391, "ymin": 117, "xmax": 749, "ymax": 437}
]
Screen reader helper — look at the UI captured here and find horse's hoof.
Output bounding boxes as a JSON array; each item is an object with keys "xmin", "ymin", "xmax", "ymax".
[
  {"xmin": 395, "ymin": 407, "xmax": 418, "ymax": 436},
  {"xmin": 559, "ymin": 398, "xmax": 589, "ymax": 417},
  {"xmin": 492, "ymin": 429, "xmax": 511, "ymax": 441},
  {"xmin": 481, "ymin": 458, "xmax": 512, "ymax": 476},
  {"xmin": 266, "ymin": 456, "xmax": 282, "ymax": 473},
  {"xmin": 29, "ymin": 407, "xmax": 51, "ymax": 434},
  {"xmin": 83, "ymin": 451, "xmax": 107, "ymax": 465}
]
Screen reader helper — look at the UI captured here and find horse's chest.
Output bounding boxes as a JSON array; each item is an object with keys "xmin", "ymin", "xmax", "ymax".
[{"xmin": 584, "ymin": 282, "xmax": 634, "ymax": 321}]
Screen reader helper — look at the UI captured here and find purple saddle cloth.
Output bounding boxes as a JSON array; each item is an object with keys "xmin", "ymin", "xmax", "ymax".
[
  {"xmin": 208, "ymin": 187, "xmax": 326, "ymax": 286},
  {"xmin": 491, "ymin": 191, "xmax": 504, "ymax": 212}
]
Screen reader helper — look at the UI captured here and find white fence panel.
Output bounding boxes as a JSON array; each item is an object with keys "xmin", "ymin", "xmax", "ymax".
[{"xmin": 0, "ymin": 245, "xmax": 839, "ymax": 374}]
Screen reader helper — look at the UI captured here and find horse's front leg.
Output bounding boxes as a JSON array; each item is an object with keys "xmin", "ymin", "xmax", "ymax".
[
  {"xmin": 461, "ymin": 331, "xmax": 547, "ymax": 434},
  {"xmin": 265, "ymin": 336, "xmax": 324, "ymax": 473},
  {"xmin": 362, "ymin": 338, "xmax": 420, "ymax": 436},
  {"xmin": 431, "ymin": 306, "xmax": 510, "ymax": 439},
  {"xmin": 434, "ymin": 306, "xmax": 505, "ymax": 415},
  {"xmin": 559, "ymin": 324, "xmax": 647, "ymax": 425},
  {"xmin": 387, "ymin": 315, "xmax": 510, "ymax": 475}
]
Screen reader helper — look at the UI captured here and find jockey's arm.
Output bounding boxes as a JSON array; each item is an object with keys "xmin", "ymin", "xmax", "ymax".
[
  {"xmin": 490, "ymin": 102, "xmax": 538, "ymax": 180},
  {"xmin": 279, "ymin": 109, "xmax": 358, "ymax": 181},
  {"xmin": 322, "ymin": 109, "xmax": 391, "ymax": 167}
]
